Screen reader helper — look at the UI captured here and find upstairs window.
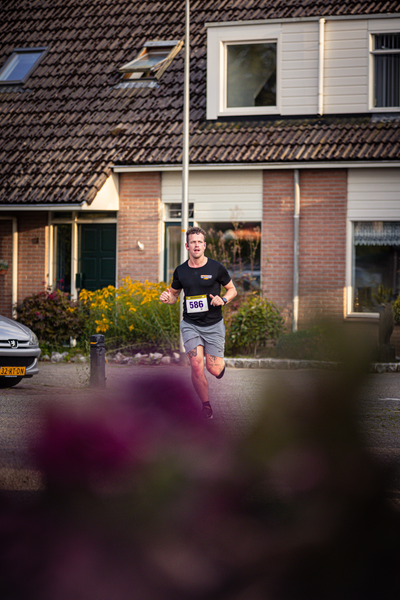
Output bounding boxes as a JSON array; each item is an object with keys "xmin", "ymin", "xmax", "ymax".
[
  {"xmin": 119, "ymin": 40, "xmax": 182, "ymax": 81},
  {"xmin": 372, "ymin": 33, "xmax": 400, "ymax": 108},
  {"xmin": 0, "ymin": 48, "xmax": 47, "ymax": 85},
  {"xmin": 206, "ymin": 23, "xmax": 281, "ymax": 119},
  {"xmin": 226, "ymin": 42, "xmax": 277, "ymax": 108}
]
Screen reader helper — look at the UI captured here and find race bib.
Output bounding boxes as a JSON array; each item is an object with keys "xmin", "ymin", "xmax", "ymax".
[{"xmin": 186, "ymin": 295, "xmax": 208, "ymax": 314}]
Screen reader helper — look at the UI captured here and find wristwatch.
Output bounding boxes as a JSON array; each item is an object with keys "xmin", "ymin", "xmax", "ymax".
[{"xmin": 222, "ymin": 297, "xmax": 228, "ymax": 304}]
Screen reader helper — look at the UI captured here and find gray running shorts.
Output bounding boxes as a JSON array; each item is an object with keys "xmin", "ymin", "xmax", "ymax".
[{"xmin": 180, "ymin": 319, "xmax": 225, "ymax": 357}]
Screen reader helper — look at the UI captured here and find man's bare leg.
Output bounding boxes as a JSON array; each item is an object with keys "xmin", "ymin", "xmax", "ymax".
[
  {"xmin": 187, "ymin": 345, "xmax": 209, "ymax": 404},
  {"xmin": 206, "ymin": 354, "xmax": 225, "ymax": 378}
]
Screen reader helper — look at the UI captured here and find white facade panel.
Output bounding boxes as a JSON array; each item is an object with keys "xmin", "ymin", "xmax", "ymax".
[
  {"xmin": 347, "ymin": 169, "xmax": 400, "ymax": 220},
  {"xmin": 281, "ymin": 21, "xmax": 318, "ymax": 115},
  {"xmin": 162, "ymin": 170, "xmax": 263, "ymax": 222},
  {"xmin": 368, "ymin": 18, "xmax": 400, "ymax": 33},
  {"xmin": 207, "ymin": 16, "xmax": 399, "ymax": 118},
  {"xmin": 324, "ymin": 19, "xmax": 368, "ymax": 114}
]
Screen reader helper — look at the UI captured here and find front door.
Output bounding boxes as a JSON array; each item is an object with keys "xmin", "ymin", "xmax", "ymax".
[{"xmin": 80, "ymin": 224, "xmax": 116, "ymax": 291}]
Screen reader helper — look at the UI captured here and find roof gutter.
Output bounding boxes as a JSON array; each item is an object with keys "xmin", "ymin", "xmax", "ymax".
[
  {"xmin": 113, "ymin": 161, "xmax": 400, "ymax": 172},
  {"xmin": 205, "ymin": 13, "xmax": 400, "ymax": 27},
  {"xmin": 0, "ymin": 216, "xmax": 18, "ymax": 317},
  {"xmin": 0, "ymin": 203, "xmax": 87, "ymax": 212}
]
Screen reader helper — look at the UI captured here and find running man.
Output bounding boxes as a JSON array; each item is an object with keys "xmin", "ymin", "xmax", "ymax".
[{"xmin": 159, "ymin": 226, "xmax": 237, "ymax": 419}]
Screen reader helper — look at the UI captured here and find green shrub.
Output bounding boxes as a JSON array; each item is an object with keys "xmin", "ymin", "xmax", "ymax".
[
  {"xmin": 16, "ymin": 290, "xmax": 86, "ymax": 350},
  {"xmin": 229, "ymin": 292, "xmax": 284, "ymax": 356},
  {"xmin": 393, "ymin": 294, "xmax": 400, "ymax": 324},
  {"xmin": 275, "ymin": 326, "xmax": 338, "ymax": 361}
]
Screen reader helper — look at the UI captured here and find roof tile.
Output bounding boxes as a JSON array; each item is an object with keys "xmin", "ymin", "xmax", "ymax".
[{"xmin": 0, "ymin": 0, "xmax": 399, "ymax": 204}]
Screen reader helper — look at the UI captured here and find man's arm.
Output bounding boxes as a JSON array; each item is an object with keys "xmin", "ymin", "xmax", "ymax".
[
  {"xmin": 210, "ymin": 279, "xmax": 237, "ymax": 307},
  {"xmin": 159, "ymin": 287, "xmax": 181, "ymax": 305}
]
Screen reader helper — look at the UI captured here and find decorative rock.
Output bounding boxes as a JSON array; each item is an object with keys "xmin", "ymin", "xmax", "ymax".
[
  {"xmin": 152, "ymin": 352, "xmax": 163, "ymax": 361},
  {"xmin": 41, "ymin": 354, "xmax": 50, "ymax": 361},
  {"xmin": 173, "ymin": 352, "xmax": 180, "ymax": 363},
  {"xmin": 161, "ymin": 356, "xmax": 172, "ymax": 365},
  {"xmin": 114, "ymin": 352, "xmax": 125, "ymax": 363},
  {"xmin": 50, "ymin": 352, "xmax": 63, "ymax": 363}
]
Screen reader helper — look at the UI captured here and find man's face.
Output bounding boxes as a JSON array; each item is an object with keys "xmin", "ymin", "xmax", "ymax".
[{"xmin": 186, "ymin": 233, "xmax": 206, "ymax": 259}]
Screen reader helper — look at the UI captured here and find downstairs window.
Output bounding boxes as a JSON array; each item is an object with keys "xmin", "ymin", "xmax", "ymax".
[{"xmin": 353, "ymin": 221, "xmax": 400, "ymax": 312}]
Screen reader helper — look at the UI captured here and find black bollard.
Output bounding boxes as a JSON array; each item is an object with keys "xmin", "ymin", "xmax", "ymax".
[{"xmin": 89, "ymin": 334, "xmax": 106, "ymax": 388}]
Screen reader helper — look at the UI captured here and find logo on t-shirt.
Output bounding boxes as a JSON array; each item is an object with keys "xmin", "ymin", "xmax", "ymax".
[{"xmin": 200, "ymin": 275, "xmax": 212, "ymax": 279}]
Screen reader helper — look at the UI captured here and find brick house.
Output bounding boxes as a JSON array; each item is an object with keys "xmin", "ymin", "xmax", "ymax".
[{"xmin": 0, "ymin": 1, "xmax": 400, "ymax": 340}]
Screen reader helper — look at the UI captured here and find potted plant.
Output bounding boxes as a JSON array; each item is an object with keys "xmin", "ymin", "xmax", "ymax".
[{"xmin": 0, "ymin": 259, "xmax": 9, "ymax": 275}]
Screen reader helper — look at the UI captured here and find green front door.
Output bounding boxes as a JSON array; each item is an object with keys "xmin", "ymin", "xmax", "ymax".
[{"xmin": 80, "ymin": 224, "xmax": 116, "ymax": 291}]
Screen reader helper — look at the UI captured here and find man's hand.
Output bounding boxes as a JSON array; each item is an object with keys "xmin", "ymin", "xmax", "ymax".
[
  {"xmin": 209, "ymin": 294, "xmax": 224, "ymax": 307},
  {"xmin": 160, "ymin": 288, "xmax": 172, "ymax": 304},
  {"xmin": 160, "ymin": 288, "xmax": 180, "ymax": 304}
]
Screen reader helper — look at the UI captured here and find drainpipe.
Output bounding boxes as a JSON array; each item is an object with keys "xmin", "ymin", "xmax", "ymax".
[
  {"xmin": 292, "ymin": 170, "xmax": 300, "ymax": 332},
  {"xmin": 47, "ymin": 212, "xmax": 53, "ymax": 291},
  {"xmin": 318, "ymin": 18, "xmax": 325, "ymax": 116},
  {"xmin": 0, "ymin": 216, "xmax": 18, "ymax": 317},
  {"xmin": 70, "ymin": 212, "xmax": 78, "ymax": 300}
]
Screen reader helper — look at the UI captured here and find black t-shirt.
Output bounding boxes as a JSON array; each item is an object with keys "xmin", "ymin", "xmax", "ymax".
[{"xmin": 171, "ymin": 258, "xmax": 231, "ymax": 326}]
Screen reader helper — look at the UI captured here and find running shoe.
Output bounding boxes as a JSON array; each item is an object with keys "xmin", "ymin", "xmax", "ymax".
[
  {"xmin": 216, "ymin": 365, "xmax": 225, "ymax": 379},
  {"xmin": 201, "ymin": 401, "xmax": 213, "ymax": 419}
]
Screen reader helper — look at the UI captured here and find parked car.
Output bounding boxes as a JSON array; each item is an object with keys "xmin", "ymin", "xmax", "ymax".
[{"xmin": 0, "ymin": 314, "xmax": 41, "ymax": 388}]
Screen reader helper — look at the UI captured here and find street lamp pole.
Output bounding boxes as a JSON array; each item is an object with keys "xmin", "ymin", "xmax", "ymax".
[{"xmin": 180, "ymin": 0, "xmax": 190, "ymax": 357}]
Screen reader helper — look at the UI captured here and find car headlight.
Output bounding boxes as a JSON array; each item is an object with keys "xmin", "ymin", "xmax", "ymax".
[{"xmin": 29, "ymin": 330, "xmax": 39, "ymax": 346}]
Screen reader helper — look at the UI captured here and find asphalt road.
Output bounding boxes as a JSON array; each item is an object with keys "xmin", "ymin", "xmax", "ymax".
[{"xmin": 1, "ymin": 362, "xmax": 400, "ymax": 504}]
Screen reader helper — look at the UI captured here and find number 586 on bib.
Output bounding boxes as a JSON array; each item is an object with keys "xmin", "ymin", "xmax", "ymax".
[{"xmin": 186, "ymin": 294, "xmax": 208, "ymax": 314}]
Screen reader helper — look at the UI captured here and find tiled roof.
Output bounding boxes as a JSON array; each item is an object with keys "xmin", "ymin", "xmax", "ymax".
[{"xmin": 0, "ymin": 0, "xmax": 400, "ymax": 205}]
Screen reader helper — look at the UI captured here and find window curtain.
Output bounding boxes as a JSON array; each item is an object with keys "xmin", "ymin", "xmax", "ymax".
[{"xmin": 354, "ymin": 221, "xmax": 400, "ymax": 245}]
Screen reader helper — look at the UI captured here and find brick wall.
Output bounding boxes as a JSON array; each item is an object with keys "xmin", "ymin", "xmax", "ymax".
[
  {"xmin": 298, "ymin": 169, "xmax": 347, "ymax": 324},
  {"xmin": 18, "ymin": 212, "xmax": 48, "ymax": 303},
  {"xmin": 118, "ymin": 172, "xmax": 161, "ymax": 283},
  {"xmin": 0, "ymin": 213, "xmax": 48, "ymax": 318},
  {"xmin": 262, "ymin": 170, "xmax": 294, "ymax": 321},
  {"xmin": 262, "ymin": 169, "xmax": 347, "ymax": 327},
  {"xmin": 0, "ymin": 219, "xmax": 13, "ymax": 317}
]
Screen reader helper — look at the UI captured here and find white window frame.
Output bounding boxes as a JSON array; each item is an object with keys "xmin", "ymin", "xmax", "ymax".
[
  {"xmin": 346, "ymin": 218, "xmax": 400, "ymax": 318},
  {"xmin": 207, "ymin": 23, "xmax": 281, "ymax": 120},
  {"xmin": 368, "ymin": 28, "xmax": 400, "ymax": 112}
]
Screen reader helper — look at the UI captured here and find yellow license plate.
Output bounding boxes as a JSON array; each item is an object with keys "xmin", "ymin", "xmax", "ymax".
[{"xmin": 0, "ymin": 367, "xmax": 26, "ymax": 376}]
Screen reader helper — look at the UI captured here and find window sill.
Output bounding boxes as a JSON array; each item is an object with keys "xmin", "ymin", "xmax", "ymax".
[
  {"xmin": 346, "ymin": 312, "xmax": 379, "ymax": 320},
  {"xmin": 218, "ymin": 107, "xmax": 280, "ymax": 118}
]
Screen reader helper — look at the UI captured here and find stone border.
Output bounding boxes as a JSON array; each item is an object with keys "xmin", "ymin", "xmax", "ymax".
[
  {"xmin": 225, "ymin": 358, "xmax": 400, "ymax": 372},
  {"xmin": 42, "ymin": 351, "xmax": 400, "ymax": 372}
]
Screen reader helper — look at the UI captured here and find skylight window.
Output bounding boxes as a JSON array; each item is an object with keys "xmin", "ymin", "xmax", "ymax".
[
  {"xmin": 119, "ymin": 40, "xmax": 182, "ymax": 80},
  {"xmin": 0, "ymin": 48, "xmax": 47, "ymax": 85}
]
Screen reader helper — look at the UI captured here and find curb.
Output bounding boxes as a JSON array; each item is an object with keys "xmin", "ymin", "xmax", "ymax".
[{"xmin": 224, "ymin": 358, "xmax": 400, "ymax": 373}]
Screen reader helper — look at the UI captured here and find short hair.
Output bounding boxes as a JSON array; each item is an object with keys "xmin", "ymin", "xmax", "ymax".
[{"xmin": 186, "ymin": 226, "xmax": 206, "ymax": 244}]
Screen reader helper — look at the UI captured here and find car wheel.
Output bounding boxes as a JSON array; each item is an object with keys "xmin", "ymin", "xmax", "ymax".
[{"xmin": 0, "ymin": 377, "xmax": 23, "ymax": 389}]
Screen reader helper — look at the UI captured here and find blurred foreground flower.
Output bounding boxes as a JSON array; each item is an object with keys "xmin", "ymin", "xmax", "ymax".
[{"xmin": 1, "ymin": 362, "xmax": 400, "ymax": 600}]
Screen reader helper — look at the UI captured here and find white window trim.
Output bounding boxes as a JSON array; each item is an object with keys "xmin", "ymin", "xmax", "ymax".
[
  {"xmin": 207, "ymin": 23, "xmax": 281, "ymax": 120},
  {"xmin": 368, "ymin": 29, "xmax": 400, "ymax": 112},
  {"xmin": 346, "ymin": 218, "xmax": 400, "ymax": 318}
]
